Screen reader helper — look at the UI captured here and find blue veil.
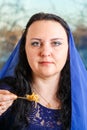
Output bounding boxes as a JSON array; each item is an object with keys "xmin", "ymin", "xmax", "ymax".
[{"xmin": 0, "ymin": 27, "xmax": 87, "ymax": 130}]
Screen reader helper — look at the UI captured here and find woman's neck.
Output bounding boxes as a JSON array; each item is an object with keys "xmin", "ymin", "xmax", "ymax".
[{"xmin": 32, "ymin": 74, "xmax": 60, "ymax": 101}]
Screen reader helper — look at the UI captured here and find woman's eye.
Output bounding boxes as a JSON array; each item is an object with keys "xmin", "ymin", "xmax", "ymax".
[
  {"xmin": 31, "ymin": 42, "xmax": 40, "ymax": 47},
  {"xmin": 52, "ymin": 41, "xmax": 62, "ymax": 46}
]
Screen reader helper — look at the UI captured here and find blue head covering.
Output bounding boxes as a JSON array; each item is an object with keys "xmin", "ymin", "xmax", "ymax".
[
  {"xmin": 0, "ymin": 39, "xmax": 21, "ymax": 78},
  {"xmin": 0, "ymin": 21, "xmax": 87, "ymax": 130},
  {"xmin": 69, "ymin": 31, "xmax": 87, "ymax": 130}
]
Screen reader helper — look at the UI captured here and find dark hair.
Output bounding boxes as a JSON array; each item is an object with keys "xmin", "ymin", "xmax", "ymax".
[{"xmin": 1, "ymin": 13, "xmax": 71, "ymax": 130}]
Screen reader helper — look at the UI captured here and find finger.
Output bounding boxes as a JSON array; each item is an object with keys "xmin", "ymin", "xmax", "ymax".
[
  {"xmin": 0, "ymin": 100, "xmax": 14, "ymax": 106},
  {"xmin": 0, "ymin": 100, "xmax": 14, "ymax": 116},
  {"xmin": 0, "ymin": 105, "xmax": 10, "ymax": 116},
  {"xmin": 0, "ymin": 93, "xmax": 17, "ymax": 101},
  {"xmin": 0, "ymin": 90, "xmax": 17, "ymax": 99},
  {"xmin": 0, "ymin": 90, "xmax": 11, "ymax": 94},
  {"xmin": 0, "ymin": 108, "xmax": 6, "ymax": 116}
]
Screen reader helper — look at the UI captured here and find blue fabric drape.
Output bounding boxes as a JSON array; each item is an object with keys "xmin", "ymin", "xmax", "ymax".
[
  {"xmin": 0, "ymin": 28, "xmax": 87, "ymax": 130},
  {"xmin": 69, "ymin": 30, "xmax": 87, "ymax": 130},
  {"xmin": 0, "ymin": 39, "xmax": 21, "ymax": 78}
]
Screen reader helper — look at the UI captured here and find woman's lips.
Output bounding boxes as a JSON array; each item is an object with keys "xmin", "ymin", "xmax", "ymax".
[{"xmin": 39, "ymin": 61, "xmax": 54, "ymax": 65}]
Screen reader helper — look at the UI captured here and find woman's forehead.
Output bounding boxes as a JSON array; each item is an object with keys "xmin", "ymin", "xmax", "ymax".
[
  {"xmin": 28, "ymin": 20, "xmax": 66, "ymax": 31},
  {"xmin": 27, "ymin": 20, "xmax": 68, "ymax": 40}
]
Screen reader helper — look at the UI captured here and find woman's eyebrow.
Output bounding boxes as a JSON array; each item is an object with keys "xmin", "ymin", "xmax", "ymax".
[
  {"xmin": 50, "ymin": 38, "xmax": 63, "ymax": 41},
  {"xmin": 30, "ymin": 38, "xmax": 63, "ymax": 41},
  {"xmin": 30, "ymin": 38, "xmax": 42, "ymax": 41}
]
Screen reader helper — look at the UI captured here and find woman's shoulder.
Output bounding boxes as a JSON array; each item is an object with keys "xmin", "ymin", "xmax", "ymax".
[
  {"xmin": 0, "ymin": 76, "xmax": 16, "ymax": 91},
  {"xmin": 0, "ymin": 77, "xmax": 17, "ymax": 127}
]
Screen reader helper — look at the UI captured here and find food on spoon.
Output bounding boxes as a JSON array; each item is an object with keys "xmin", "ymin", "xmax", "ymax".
[{"xmin": 26, "ymin": 92, "xmax": 39, "ymax": 102}]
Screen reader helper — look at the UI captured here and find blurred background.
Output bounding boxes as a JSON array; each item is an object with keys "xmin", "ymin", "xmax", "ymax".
[{"xmin": 0, "ymin": 0, "xmax": 87, "ymax": 69}]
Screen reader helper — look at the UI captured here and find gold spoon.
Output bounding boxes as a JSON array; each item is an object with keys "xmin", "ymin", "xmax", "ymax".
[{"xmin": 17, "ymin": 92, "xmax": 39, "ymax": 102}]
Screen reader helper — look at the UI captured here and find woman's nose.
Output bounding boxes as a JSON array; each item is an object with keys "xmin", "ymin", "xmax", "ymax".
[{"xmin": 40, "ymin": 44, "xmax": 52, "ymax": 57}]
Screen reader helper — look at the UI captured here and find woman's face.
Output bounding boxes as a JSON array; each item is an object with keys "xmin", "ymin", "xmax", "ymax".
[{"xmin": 25, "ymin": 20, "xmax": 68, "ymax": 79}]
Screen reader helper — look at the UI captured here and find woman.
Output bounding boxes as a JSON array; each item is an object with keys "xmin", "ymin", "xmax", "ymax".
[{"xmin": 0, "ymin": 12, "xmax": 87, "ymax": 130}]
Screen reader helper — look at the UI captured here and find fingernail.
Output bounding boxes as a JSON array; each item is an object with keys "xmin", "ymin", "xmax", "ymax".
[{"xmin": 14, "ymin": 95, "xmax": 17, "ymax": 99}]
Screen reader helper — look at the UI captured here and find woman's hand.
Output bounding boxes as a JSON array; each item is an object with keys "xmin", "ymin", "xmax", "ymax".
[{"xmin": 0, "ymin": 90, "xmax": 17, "ymax": 116}]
